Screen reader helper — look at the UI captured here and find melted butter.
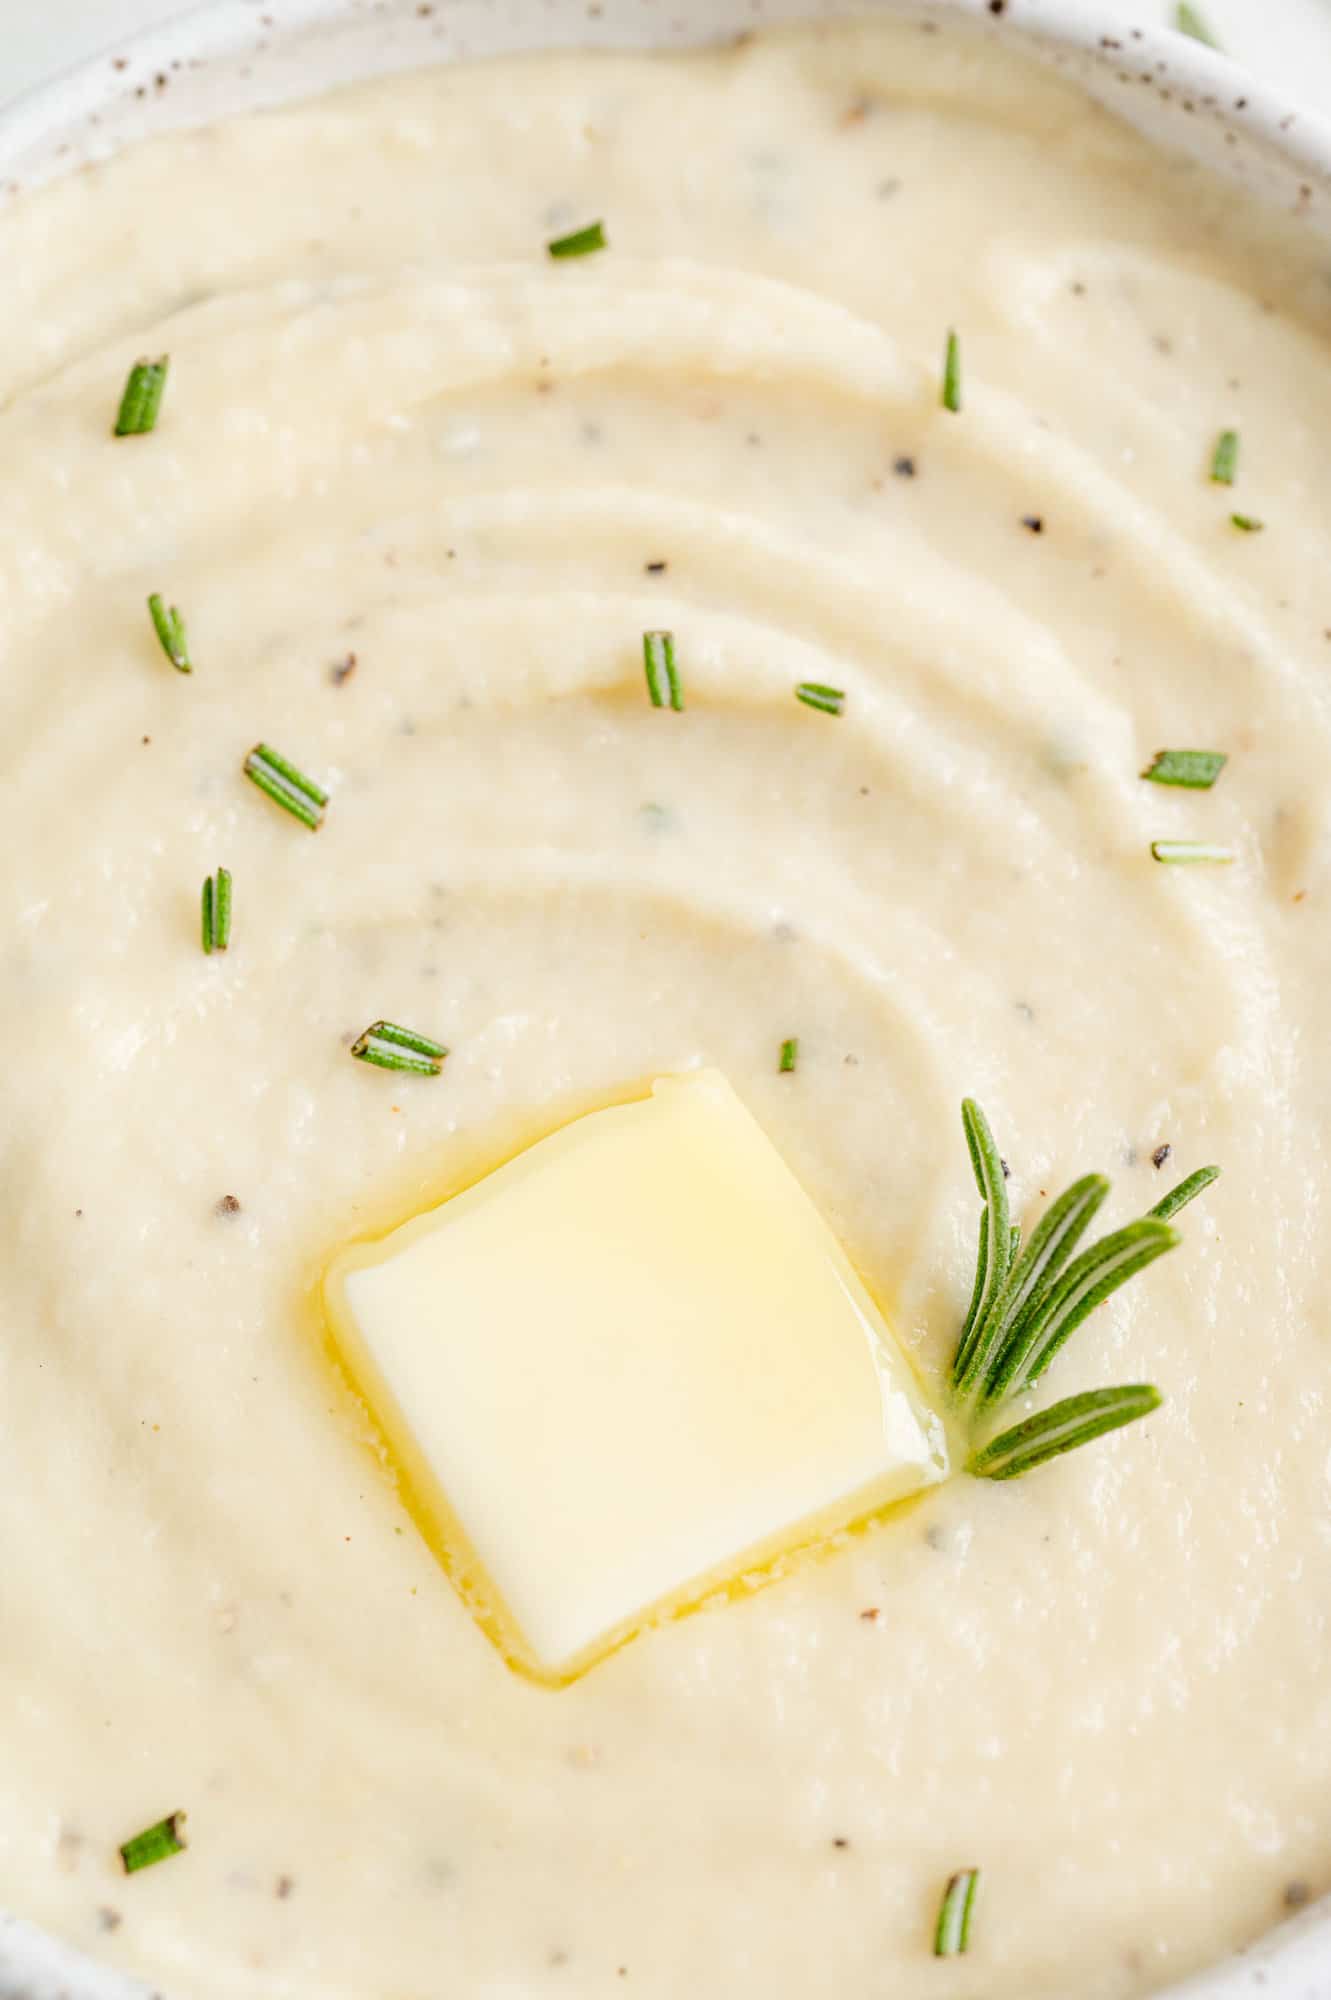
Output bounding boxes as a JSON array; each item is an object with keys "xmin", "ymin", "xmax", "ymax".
[{"xmin": 320, "ymin": 1072, "xmax": 948, "ymax": 1686}]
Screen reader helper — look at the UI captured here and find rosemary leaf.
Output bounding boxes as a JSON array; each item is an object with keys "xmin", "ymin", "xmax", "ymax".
[
  {"xmin": 934, "ymin": 1868, "xmax": 980, "ymax": 1956},
  {"xmin": 1209, "ymin": 429, "xmax": 1239, "ymax": 485},
  {"xmin": 351, "ymin": 1020, "xmax": 448, "ymax": 1077},
  {"xmin": 148, "ymin": 594, "xmax": 190, "ymax": 673},
  {"xmin": 1175, "ymin": 3, "xmax": 1221, "ymax": 49},
  {"xmin": 1141, "ymin": 749, "xmax": 1226, "ymax": 790},
  {"xmin": 114, "ymin": 356, "xmax": 169, "ymax": 436},
  {"xmin": 643, "ymin": 631, "xmax": 684, "ymax": 711},
  {"xmin": 779, "ymin": 1037, "xmax": 799, "ymax": 1074},
  {"xmin": 119, "ymin": 1813, "xmax": 187, "ymax": 1875},
  {"xmin": 1230, "ymin": 513, "xmax": 1264, "ymax": 534},
  {"xmin": 950, "ymin": 1101, "xmax": 1011, "ymax": 1391},
  {"xmin": 243, "ymin": 744, "xmax": 328, "ymax": 831},
  {"xmin": 969, "ymin": 1384, "xmax": 1162, "ymax": 1481},
  {"xmin": 1151, "ymin": 840, "xmax": 1234, "ymax": 865},
  {"xmin": 794, "ymin": 682, "xmax": 845, "ymax": 717},
  {"xmin": 201, "ymin": 867, "xmax": 232, "ymax": 955},
  {"xmin": 979, "ymin": 1218, "xmax": 1178, "ymax": 1407},
  {"xmin": 941, "ymin": 329, "xmax": 962, "ymax": 414},
  {"xmin": 956, "ymin": 1174, "xmax": 1110, "ymax": 1403},
  {"xmin": 548, "ymin": 220, "xmax": 607, "ymax": 259},
  {"xmin": 1150, "ymin": 1163, "xmax": 1221, "ymax": 1222}
]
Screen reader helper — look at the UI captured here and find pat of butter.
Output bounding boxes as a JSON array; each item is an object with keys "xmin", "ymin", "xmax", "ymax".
[{"xmin": 324, "ymin": 1071, "xmax": 947, "ymax": 1681}]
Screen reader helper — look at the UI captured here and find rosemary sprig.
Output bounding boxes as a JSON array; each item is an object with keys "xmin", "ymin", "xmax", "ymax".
[
  {"xmin": 1230, "ymin": 513, "xmax": 1264, "ymax": 534},
  {"xmin": 1151, "ymin": 840, "xmax": 1234, "ymax": 865},
  {"xmin": 934, "ymin": 1869, "xmax": 979, "ymax": 1956},
  {"xmin": 201, "ymin": 868, "xmax": 232, "ymax": 955},
  {"xmin": 119, "ymin": 1813, "xmax": 187, "ymax": 1875},
  {"xmin": 114, "ymin": 357, "xmax": 169, "ymax": 436},
  {"xmin": 548, "ymin": 220, "xmax": 607, "ymax": 259},
  {"xmin": 941, "ymin": 329, "xmax": 961, "ymax": 414},
  {"xmin": 1141, "ymin": 749, "xmax": 1226, "ymax": 790},
  {"xmin": 949, "ymin": 1103, "xmax": 1218, "ymax": 1473},
  {"xmin": 243, "ymin": 744, "xmax": 328, "ymax": 830},
  {"xmin": 148, "ymin": 594, "xmax": 190, "ymax": 673},
  {"xmin": 351, "ymin": 1020, "xmax": 448, "ymax": 1077},
  {"xmin": 969, "ymin": 1386, "xmax": 1162, "ymax": 1482},
  {"xmin": 643, "ymin": 631, "xmax": 683, "ymax": 711},
  {"xmin": 795, "ymin": 682, "xmax": 845, "ymax": 717},
  {"xmin": 1210, "ymin": 429, "xmax": 1239, "ymax": 485},
  {"xmin": 779, "ymin": 1037, "xmax": 799, "ymax": 1074}
]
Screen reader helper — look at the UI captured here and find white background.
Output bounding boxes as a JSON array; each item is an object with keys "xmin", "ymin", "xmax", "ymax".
[{"xmin": 3, "ymin": 0, "xmax": 1331, "ymax": 110}]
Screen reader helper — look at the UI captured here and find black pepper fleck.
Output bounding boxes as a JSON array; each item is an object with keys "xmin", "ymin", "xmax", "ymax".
[
  {"xmin": 97, "ymin": 1908, "xmax": 123, "ymax": 1932},
  {"xmin": 330, "ymin": 652, "xmax": 358, "ymax": 687},
  {"xmin": 1284, "ymin": 1881, "xmax": 1312, "ymax": 1910},
  {"xmin": 1021, "ymin": 514, "xmax": 1045, "ymax": 534},
  {"xmin": 215, "ymin": 1194, "xmax": 242, "ymax": 1216},
  {"xmin": 645, "ymin": 560, "xmax": 668, "ymax": 574},
  {"xmin": 276, "ymin": 1875, "xmax": 295, "ymax": 1900},
  {"xmin": 893, "ymin": 455, "xmax": 917, "ymax": 478},
  {"xmin": 1000, "ymin": 1157, "xmax": 1011, "ymax": 1179},
  {"xmin": 1151, "ymin": 1145, "xmax": 1172, "ymax": 1171},
  {"xmin": 832, "ymin": 1837, "xmax": 850, "ymax": 1849},
  {"xmin": 988, "ymin": 0, "xmax": 1006, "ymax": 13}
]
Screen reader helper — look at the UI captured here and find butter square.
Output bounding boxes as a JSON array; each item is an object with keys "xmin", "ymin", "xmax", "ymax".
[{"xmin": 324, "ymin": 1070, "xmax": 947, "ymax": 1680}]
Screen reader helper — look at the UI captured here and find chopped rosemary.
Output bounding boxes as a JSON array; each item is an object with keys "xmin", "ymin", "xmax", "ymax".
[
  {"xmin": 1210, "ymin": 429, "xmax": 1239, "ymax": 485},
  {"xmin": 148, "ymin": 594, "xmax": 190, "ymax": 673},
  {"xmin": 351, "ymin": 1020, "xmax": 448, "ymax": 1077},
  {"xmin": 1141, "ymin": 749, "xmax": 1226, "ymax": 790},
  {"xmin": 1175, "ymin": 3, "xmax": 1221, "ymax": 48},
  {"xmin": 1230, "ymin": 513, "xmax": 1264, "ymax": 533},
  {"xmin": 114, "ymin": 357, "xmax": 169, "ymax": 437},
  {"xmin": 949, "ymin": 1103, "xmax": 1217, "ymax": 1470},
  {"xmin": 201, "ymin": 868, "xmax": 232, "ymax": 955},
  {"xmin": 795, "ymin": 682, "xmax": 845, "ymax": 717},
  {"xmin": 941, "ymin": 328, "xmax": 962, "ymax": 414},
  {"xmin": 643, "ymin": 631, "xmax": 684, "ymax": 712},
  {"xmin": 934, "ymin": 1869, "xmax": 980, "ymax": 1957},
  {"xmin": 969, "ymin": 1385, "xmax": 1162, "ymax": 1482},
  {"xmin": 1151, "ymin": 840, "xmax": 1234, "ymax": 865},
  {"xmin": 548, "ymin": 220, "xmax": 607, "ymax": 260},
  {"xmin": 779, "ymin": 1037, "xmax": 799, "ymax": 1074},
  {"xmin": 119, "ymin": 1813, "xmax": 187, "ymax": 1876},
  {"xmin": 243, "ymin": 743, "xmax": 328, "ymax": 831}
]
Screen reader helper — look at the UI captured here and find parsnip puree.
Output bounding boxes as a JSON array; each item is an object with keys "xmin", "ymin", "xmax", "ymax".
[{"xmin": 2, "ymin": 15, "xmax": 1330, "ymax": 1999}]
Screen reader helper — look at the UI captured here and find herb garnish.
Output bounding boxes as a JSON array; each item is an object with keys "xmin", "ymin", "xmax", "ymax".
[
  {"xmin": 1151, "ymin": 840, "xmax": 1234, "ymax": 865},
  {"xmin": 243, "ymin": 744, "xmax": 328, "ymax": 830},
  {"xmin": 934, "ymin": 1869, "xmax": 980, "ymax": 1957},
  {"xmin": 795, "ymin": 682, "xmax": 845, "ymax": 717},
  {"xmin": 779, "ymin": 1037, "xmax": 799, "ymax": 1074},
  {"xmin": 1175, "ymin": 3, "xmax": 1221, "ymax": 48},
  {"xmin": 968, "ymin": 1385, "xmax": 1162, "ymax": 1481},
  {"xmin": 201, "ymin": 868, "xmax": 232, "ymax": 955},
  {"xmin": 548, "ymin": 220, "xmax": 607, "ymax": 259},
  {"xmin": 1230, "ymin": 512, "xmax": 1264, "ymax": 533},
  {"xmin": 351, "ymin": 1021, "xmax": 448, "ymax": 1077},
  {"xmin": 941, "ymin": 329, "xmax": 962, "ymax": 414},
  {"xmin": 148, "ymin": 594, "xmax": 190, "ymax": 673},
  {"xmin": 1141, "ymin": 749, "xmax": 1226, "ymax": 789},
  {"xmin": 1210, "ymin": 429, "xmax": 1240, "ymax": 485},
  {"xmin": 114, "ymin": 357, "xmax": 169, "ymax": 437},
  {"xmin": 950, "ymin": 1101, "xmax": 1218, "ymax": 1476},
  {"xmin": 643, "ymin": 631, "xmax": 684, "ymax": 711},
  {"xmin": 119, "ymin": 1813, "xmax": 187, "ymax": 1875}
]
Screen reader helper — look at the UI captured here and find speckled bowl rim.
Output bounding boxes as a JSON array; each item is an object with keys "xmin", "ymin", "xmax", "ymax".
[{"xmin": 0, "ymin": 5, "xmax": 1328, "ymax": 1998}]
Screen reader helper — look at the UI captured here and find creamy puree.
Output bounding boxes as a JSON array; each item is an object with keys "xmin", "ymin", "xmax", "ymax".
[{"xmin": 3, "ymin": 16, "xmax": 1331, "ymax": 2000}]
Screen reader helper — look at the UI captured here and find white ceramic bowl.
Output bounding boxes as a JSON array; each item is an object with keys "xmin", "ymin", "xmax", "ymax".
[{"xmin": 1, "ymin": 6, "xmax": 1328, "ymax": 1996}]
